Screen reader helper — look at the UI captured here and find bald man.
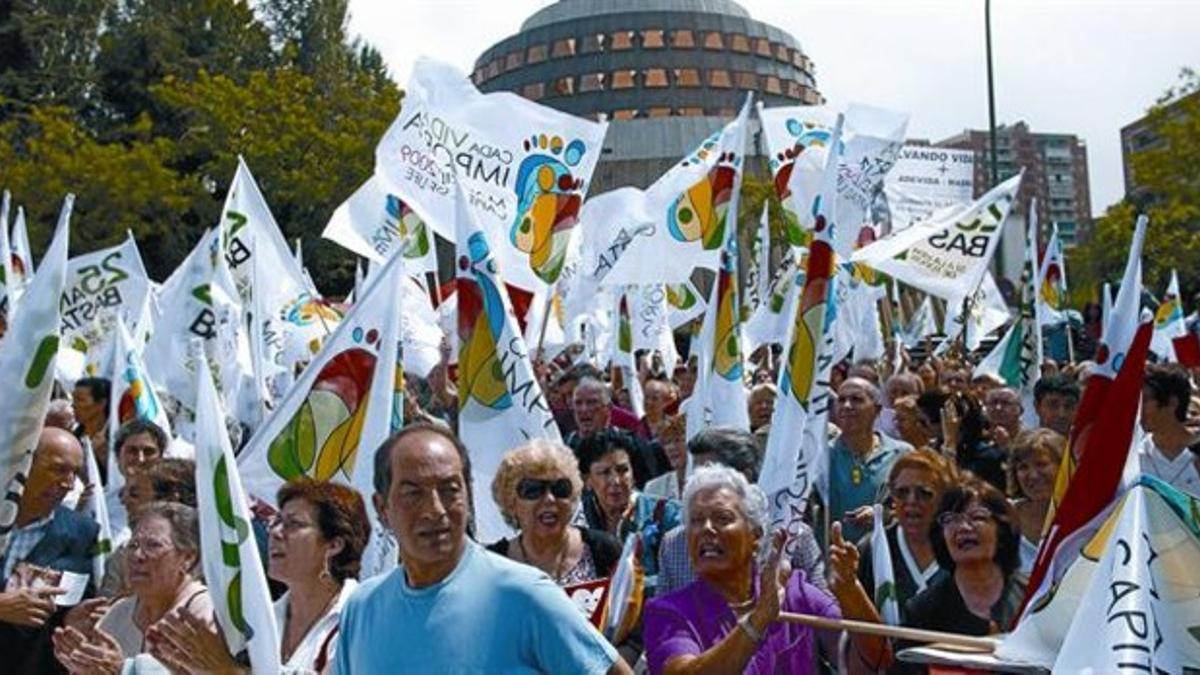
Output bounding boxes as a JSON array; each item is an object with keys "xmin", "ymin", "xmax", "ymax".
[{"xmin": 0, "ymin": 428, "xmax": 98, "ymax": 670}]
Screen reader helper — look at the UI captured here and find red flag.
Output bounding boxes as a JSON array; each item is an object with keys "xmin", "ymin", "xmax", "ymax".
[
  {"xmin": 1016, "ymin": 320, "xmax": 1153, "ymax": 623},
  {"xmin": 1173, "ymin": 332, "xmax": 1200, "ymax": 367}
]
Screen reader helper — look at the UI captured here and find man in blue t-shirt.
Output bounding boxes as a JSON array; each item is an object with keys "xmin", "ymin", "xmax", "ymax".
[{"xmin": 334, "ymin": 423, "xmax": 630, "ymax": 674}]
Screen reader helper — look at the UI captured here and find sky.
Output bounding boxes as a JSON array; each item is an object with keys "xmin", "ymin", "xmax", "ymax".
[{"xmin": 346, "ymin": 0, "xmax": 1199, "ymax": 217}]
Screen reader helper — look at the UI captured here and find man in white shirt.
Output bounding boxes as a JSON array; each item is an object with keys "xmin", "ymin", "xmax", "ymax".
[{"xmin": 1139, "ymin": 364, "xmax": 1200, "ymax": 496}]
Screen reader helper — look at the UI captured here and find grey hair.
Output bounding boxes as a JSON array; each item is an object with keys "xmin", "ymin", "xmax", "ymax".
[
  {"xmin": 132, "ymin": 501, "xmax": 201, "ymax": 575},
  {"xmin": 574, "ymin": 377, "xmax": 611, "ymax": 405},
  {"xmin": 840, "ymin": 376, "xmax": 883, "ymax": 406},
  {"xmin": 682, "ymin": 463, "xmax": 769, "ymax": 535}
]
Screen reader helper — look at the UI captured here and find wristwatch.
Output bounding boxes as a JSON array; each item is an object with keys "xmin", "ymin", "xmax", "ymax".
[{"xmin": 738, "ymin": 614, "xmax": 764, "ymax": 643}]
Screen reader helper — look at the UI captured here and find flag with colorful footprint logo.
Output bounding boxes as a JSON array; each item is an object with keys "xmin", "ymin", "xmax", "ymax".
[
  {"xmin": 1151, "ymin": 269, "xmax": 1185, "ymax": 361},
  {"xmin": 376, "ymin": 56, "xmax": 608, "ymax": 291},
  {"xmin": 0, "ymin": 195, "xmax": 71, "ymax": 553},
  {"xmin": 758, "ymin": 116, "xmax": 845, "ymax": 552},
  {"xmin": 454, "ymin": 180, "xmax": 561, "ymax": 542},
  {"xmin": 193, "ymin": 347, "xmax": 281, "ymax": 674},
  {"xmin": 322, "ymin": 173, "xmax": 440, "ymax": 277},
  {"xmin": 1036, "ymin": 222, "xmax": 1069, "ymax": 327}
]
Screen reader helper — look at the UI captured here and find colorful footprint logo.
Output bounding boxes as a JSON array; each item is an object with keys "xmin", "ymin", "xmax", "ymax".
[
  {"xmin": 769, "ymin": 119, "xmax": 832, "ymax": 246},
  {"xmin": 284, "ymin": 293, "xmax": 343, "ymax": 328},
  {"xmin": 267, "ymin": 331, "xmax": 379, "ymax": 483},
  {"xmin": 385, "ymin": 195, "xmax": 432, "ymax": 260},
  {"xmin": 1155, "ymin": 292, "xmax": 1182, "ymax": 329},
  {"xmin": 1039, "ymin": 263, "xmax": 1065, "ymax": 312},
  {"xmin": 712, "ymin": 249, "xmax": 743, "ymax": 381},
  {"xmin": 510, "ymin": 134, "xmax": 588, "ymax": 285},
  {"xmin": 458, "ymin": 232, "xmax": 512, "ymax": 411},
  {"xmin": 668, "ymin": 149, "xmax": 740, "ymax": 251},
  {"xmin": 782, "ymin": 231, "xmax": 834, "ymax": 407}
]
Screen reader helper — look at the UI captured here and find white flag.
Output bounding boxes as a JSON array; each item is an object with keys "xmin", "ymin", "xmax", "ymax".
[
  {"xmin": 0, "ymin": 191, "xmax": 13, "ymax": 321},
  {"xmin": 629, "ymin": 284, "xmax": 680, "ymax": 377},
  {"xmin": 745, "ymin": 251, "xmax": 803, "ymax": 353},
  {"xmin": 1036, "ymin": 223, "xmax": 1069, "ymax": 327},
  {"xmin": 193, "ymin": 349, "xmax": 281, "ymax": 674},
  {"xmin": 376, "ymin": 56, "xmax": 607, "ymax": 290},
  {"xmin": 852, "ymin": 173, "xmax": 1023, "ymax": 313},
  {"xmin": 1151, "ymin": 269, "xmax": 1185, "ymax": 361},
  {"xmin": 938, "ymin": 271, "xmax": 1012, "ymax": 353},
  {"xmin": 747, "ymin": 202, "xmax": 772, "ymax": 310},
  {"xmin": 611, "ymin": 289, "xmax": 645, "ymax": 419},
  {"xmin": 61, "ymin": 233, "xmax": 152, "ymax": 373},
  {"xmin": 322, "ymin": 174, "xmax": 441, "ymax": 277},
  {"xmin": 901, "ymin": 296, "xmax": 938, "ymax": 348},
  {"xmin": 871, "ymin": 504, "xmax": 900, "ymax": 625},
  {"xmin": 82, "ymin": 437, "xmax": 113, "ymax": 583},
  {"xmin": 453, "ymin": 181, "xmax": 561, "ymax": 541},
  {"xmin": 582, "ymin": 95, "xmax": 753, "ymax": 286},
  {"xmin": 666, "ymin": 280, "xmax": 707, "ymax": 330},
  {"xmin": 758, "ymin": 103, "xmax": 909, "ymax": 256},
  {"xmin": 0, "ymin": 195, "xmax": 71, "ymax": 552},
  {"xmin": 10, "ymin": 204, "xmax": 34, "ymax": 287}
]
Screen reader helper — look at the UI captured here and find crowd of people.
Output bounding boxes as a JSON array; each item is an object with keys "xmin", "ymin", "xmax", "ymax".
[{"xmin": 1, "ymin": 342, "xmax": 1198, "ymax": 674}]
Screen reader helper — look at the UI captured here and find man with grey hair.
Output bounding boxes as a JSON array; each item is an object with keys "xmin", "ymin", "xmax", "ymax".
[
  {"xmin": 828, "ymin": 377, "xmax": 912, "ymax": 545},
  {"xmin": 567, "ymin": 377, "xmax": 670, "ymax": 488},
  {"xmin": 657, "ymin": 428, "xmax": 826, "ymax": 596}
]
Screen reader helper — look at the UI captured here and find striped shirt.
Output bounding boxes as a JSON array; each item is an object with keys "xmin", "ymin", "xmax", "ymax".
[{"xmin": 1, "ymin": 514, "xmax": 54, "ymax": 582}]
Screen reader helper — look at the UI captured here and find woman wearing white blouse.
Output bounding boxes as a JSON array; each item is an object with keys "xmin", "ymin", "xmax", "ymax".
[{"xmin": 146, "ymin": 480, "xmax": 370, "ymax": 674}]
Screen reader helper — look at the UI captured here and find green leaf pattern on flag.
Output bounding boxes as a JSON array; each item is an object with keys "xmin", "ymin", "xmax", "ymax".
[
  {"xmin": 24, "ymin": 335, "xmax": 59, "ymax": 389},
  {"xmin": 213, "ymin": 455, "xmax": 252, "ymax": 636}
]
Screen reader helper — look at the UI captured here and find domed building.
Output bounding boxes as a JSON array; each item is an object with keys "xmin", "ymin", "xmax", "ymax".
[{"xmin": 472, "ymin": 0, "xmax": 823, "ymax": 193}]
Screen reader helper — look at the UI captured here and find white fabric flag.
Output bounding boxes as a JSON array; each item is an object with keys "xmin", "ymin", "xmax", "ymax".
[
  {"xmin": 1036, "ymin": 223, "xmax": 1069, "ymax": 327},
  {"xmin": 870, "ymin": 504, "xmax": 900, "ymax": 625},
  {"xmin": 453, "ymin": 181, "xmax": 561, "ymax": 541},
  {"xmin": 322, "ymin": 174, "xmax": 441, "ymax": 276},
  {"xmin": 744, "ymin": 251, "xmax": 802, "ymax": 353},
  {"xmin": 853, "ymin": 173, "xmax": 1023, "ymax": 313},
  {"xmin": 61, "ymin": 233, "xmax": 152, "ymax": 372},
  {"xmin": 758, "ymin": 103, "xmax": 908, "ymax": 255},
  {"xmin": 687, "ymin": 205, "xmax": 750, "ymax": 439},
  {"xmin": 997, "ymin": 477, "xmax": 1200, "ymax": 670},
  {"xmin": 759, "ymin": 116, "xmax": 844, "ymax": 545},
  {"xmin": 1151, "ymin": 269, "xmax": 1185, "ymax": 361},
  {"xmin": 832, "ymin": 267, "xmax": 887, "ymax": 363},
  {"xmin": 666, "ymin": 280, "xmax": 707, "ymax": 330},
  {"xmin": 193, "ymin": 349, "xmax": 281, "ymax": 674},
  {"xmin": 143, "ymin": 228, "xmax": 250, "ymax": 438},
  {"xmin": 901, "ymin": 296, "xmax": 938, "ymax": 348},
  {"xmin": 0, "ymin": 195, "xmax": 71, "ymax": 552},
  {"xmin": 938, "ymin": 271, "xmax": 1012, "ymax": 353},
  {"xmin": 882, "ymin": 145, "xmax": 976, "ymax": 233},
  {"xmin": 82, "ymin": 437, "xmax": 113, "ymax": 584},
  {"xmin": 1101, "ymin": 281, "xmax": 1113, "ymax": 341},
  {"xmin": 611, "ymin": 288, "xmax": 645, "ymax": 419},
  {"xmin": 747, "ymin": 202, "xmax": 772, "ymax": 311},
  {"xmin": 10, "ymin": 205, "xmax": 34, "ymax": 289},
  {"xmin": 236, "ymin": 249, "xmax": 411, "ymax": 518},
  {"xmin": 581, "ymin": 95, "xmax": 753, "ymax": 286},
  {"xmin": 0, "ymin": 191, "xmax": 13, "ymax": 321},
  {"xmin": 376, "ymin": 56, "xmax": 608, "ymax": 290},
  {"xmin": 629, "ymin": 284, "xmax": 680, "ymax": 377}
]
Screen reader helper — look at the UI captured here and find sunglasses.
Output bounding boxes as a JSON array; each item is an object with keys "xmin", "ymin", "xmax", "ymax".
[{"xmin": 517, "ymin": 478, "xmax": 573, "ymax": 501}]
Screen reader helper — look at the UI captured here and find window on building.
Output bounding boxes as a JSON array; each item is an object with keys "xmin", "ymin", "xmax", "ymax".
[
  {"xmin": 786, "ymin": 80, "xmax": 803, "ymax": 99},
  {"xmin": 527, "ymin": 44, "xmax": 547, "ymax": 64},
  {"xmin": 580, "ymin": 72, "xmax": 606, "ymax": 92},
  {"xmin": 678, "ymin": 107, "xmax": 705, "ymax": 117},
  {"xmin": 505, "ymin": 50, "xmax": 524, "ymax": 71},
  {"xmin": 708, "ymin": 69, "xmax": 732, "ymax": 88},
  {"xmin": 734, "ymin": 71, "xmax": 759, "ymax": 89},
  {"xmin": 671, "ymin": 30, "xmax": 695, "ymax": 48},
  {"xmin": 611, "ymin": 70, "xmax": 637, "ymax": 89},
  {"xmin": 711, "ymin": 107, "xmax": 737, "ymax": 117},
  {"xmin": 643, "ymin": 68, "xmax": 668, "ymax": 88},
  {"xmin": 730, "ymin": 34, "xmax": 751, "ymax": 53},
  {"xmin": 472, "ymin": 67, "xmax": 485, "ymax": 85},
  {"xmin": 648, "ymin": 106, "xmax": 672, "ymax": 118},
  {"xmin": 580, "ymin": 33, "xmax": 606, "ymax": 53},
  {"xmin": 485, "ymin": 59, "xmax": 501, "ymax": 79},
  {"xmin": 764, "ymin": 76, "xmax": 783, "ymax": 94},
  {"xmin": 753, "ymin": 38, "xmax": 772, "ymax": 56},
  {"xmin": 673, "ymin": 68, "xmax": 701, "ymax": 87},
  {"xmin": 611, "ymin": 31, "xmax": 635, "ymax": 51},
  {"xmin": 522, "ymin": 82, "xmax": 545, "ymax": 100},
  {"xmin": 642, "ymin": 29, "xmax": 665, "ymax": 49},
  {"xmin": 775, "ymin": 44, "xmax": 791, "ymax": 63},
  {"xmin": 612, "ymin": 109, "xmax": 640, "ymax": 120},
  {"xmin": 551, "ymin": 38, "xmax": 576, "ymax": 59},
  {"xmin": 553, "ymin": 76, "xmax": 574, "ymax": 96},
  {"xmin": 703, "ymin": 31, "xmax": 724, "ymax": 50},
  {"xmin": 792, "ymin": 51, "xmax": 806, "ymax": 69}
]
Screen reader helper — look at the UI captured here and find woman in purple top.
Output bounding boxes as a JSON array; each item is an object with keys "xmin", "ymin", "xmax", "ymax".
[{"xmin": 644, "ymin": 464, "xmax": 841, "ymax": 674}]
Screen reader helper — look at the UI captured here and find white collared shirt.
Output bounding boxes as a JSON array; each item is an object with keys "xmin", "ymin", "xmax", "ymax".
[{"xmin": 274, "ymin": 579, "xmax": 358, "ymax": 673}]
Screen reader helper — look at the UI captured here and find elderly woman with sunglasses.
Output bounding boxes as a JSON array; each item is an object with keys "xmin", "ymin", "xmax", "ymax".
[{"xmin": 489, "ymin": 439, "xmax": 623, "ymax": 587}]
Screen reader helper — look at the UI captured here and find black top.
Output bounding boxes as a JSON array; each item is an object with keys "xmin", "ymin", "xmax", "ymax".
[
  {"xmin": 486, "ymin": 526, "xmax": 622, "ymax": 578},
  {"xmin": 856, "ymin": 524, "xmax": 947, "ymax": 623},
  {"xmin": 957, "ymin": 442, "xmax": 1008, "ymax": 493}
]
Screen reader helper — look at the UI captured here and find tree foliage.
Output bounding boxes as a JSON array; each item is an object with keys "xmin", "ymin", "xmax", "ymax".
[
  {"xmin": 0, "ymin": 0, "xmax": 400, "ymax": 292},
  {"xmin": 1071, "ymin": 68, "xmax": 1200, "ymax": 304}
]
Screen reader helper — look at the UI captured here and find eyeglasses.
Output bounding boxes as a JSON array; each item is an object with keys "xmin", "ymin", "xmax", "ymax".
[
  {"xmin": 891, "ymin": 485, "xmax": 936, "ymax": 504},
  {"xmin": 517, "ymin": 478, "xmax": 573, "ymax": 501},
  {"xmin": 127, "ymin": 537, "xmax": 174, "ymax": 556},
  {"xmin": 937, "ymin": 509, "xmax": 995, "ymax": 530}
]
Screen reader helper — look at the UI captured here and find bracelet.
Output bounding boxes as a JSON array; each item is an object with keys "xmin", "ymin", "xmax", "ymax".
[{"xmin": 737, "ymin": 614, "xmax": 764, "ymax": 643}]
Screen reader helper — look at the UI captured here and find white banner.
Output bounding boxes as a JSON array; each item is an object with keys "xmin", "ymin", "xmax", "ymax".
[
  {"xmin": 61, "ymin": 235, "xmax": 151, "ymax": 371},
  {"xmin": 882, "ymin": 145, "xmax": 975, "ymax": 233},
  {"xmin": 322, "ymin": 174, "xmax": 440, "ymax": 276}
]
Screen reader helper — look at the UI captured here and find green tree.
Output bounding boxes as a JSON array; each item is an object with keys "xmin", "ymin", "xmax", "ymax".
[
  {"xmin": 0, "ymin": 0, "xmax": 109, "ymax": 115},
  {"xmin": 1071, "ymin": 68, "xmax": 1200, "ymax": 304}
]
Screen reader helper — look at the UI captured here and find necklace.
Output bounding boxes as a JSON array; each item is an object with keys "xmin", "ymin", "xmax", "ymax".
[
  {"xmin": 847, "ymin": 436, "xmax": 880, "ymax": 485},
  {"xmin": 517, "ymin": 532, "xmax": 572, "ymax": 581},
  {"xmin": 283, "ymin": 583, "xmax": 341, "ymax": 663}
]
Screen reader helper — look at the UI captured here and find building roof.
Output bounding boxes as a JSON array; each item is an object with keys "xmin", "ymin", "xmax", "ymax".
[{"xmin": 521, "ymin": 0, "xmax": 752, "ymax": 32}]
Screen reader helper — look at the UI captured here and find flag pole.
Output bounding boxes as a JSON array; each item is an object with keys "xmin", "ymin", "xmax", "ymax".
[
  {"xmin": 533, "ymin": 284, "xmax": 555, "ymax": 364},
  {"xmin": 777, "ymin": 612, "xmax": 997, "ymax": 652}
]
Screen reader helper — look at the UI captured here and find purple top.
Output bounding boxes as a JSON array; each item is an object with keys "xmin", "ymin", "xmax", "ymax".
[{"xmin": 645, "ymin": 570, "xmax": 840, "ymax": 675}]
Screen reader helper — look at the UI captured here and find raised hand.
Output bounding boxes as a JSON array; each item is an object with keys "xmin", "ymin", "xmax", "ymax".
[
  {"xmin": 750, "ymin": 529, "xmax": 788, "ymax": 630},
  {"xmin": 827, "ymin": 521, "xmax": 862, "ymax": 596}
]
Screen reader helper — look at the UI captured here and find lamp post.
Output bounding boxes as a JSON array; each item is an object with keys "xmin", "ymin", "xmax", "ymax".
[{"xmin": 984, "ymin": 0, "xmax": 1004, "ymax": 275}]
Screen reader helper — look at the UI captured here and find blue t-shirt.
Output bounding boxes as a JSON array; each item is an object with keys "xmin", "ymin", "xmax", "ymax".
[
  {"xmin": 827, "ymin": 432, "xmax": 911, "ymax": 544},
  {"xmin": 333, "ymin": 540, "xmax": 619, "ymax": 674}
]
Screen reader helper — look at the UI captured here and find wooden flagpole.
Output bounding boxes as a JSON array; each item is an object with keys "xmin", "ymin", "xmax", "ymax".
[{"xmin": 778, "ymin": 612, "xmax": 998, "ymax": 652}]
